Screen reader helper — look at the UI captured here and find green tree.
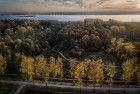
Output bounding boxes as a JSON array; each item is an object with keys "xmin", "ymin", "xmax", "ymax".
[
  {"xmin": 4, "ymin": 28, "xmax": 14, "ymax": 36},
  {"xmin": 21, "ymin": 38, "xmax": 35, "ymax": 56},
  {"xmin": 81, "ymin": 35, "xmax": 90, "ymax": 49}
]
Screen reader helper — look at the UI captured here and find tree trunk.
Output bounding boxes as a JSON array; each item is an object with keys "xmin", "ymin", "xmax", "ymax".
[
  {"xmin": 123, "ymin": 83, "xmax": 127, "ymax": 94},
  {"xmin": 80, "ymin": 86, "xmax": 82, "ymax": 94},
  {"xmin": 46, "ymin": 81, "xmax": 48, "ymax": 88},
  {"xmin": 73, "ymin": 80, "xmax": 75, "ymax": 86},
  {"xmin": 127, "ymin": 82, "xmax": 129, "ymax": 88},
  {"xmin": 94, "ymin": 84, "xmax": 96, "ymax": 92},
  {"xmin": 92, "ymin": 84, "xmax": 94, "ymax": 93},
  {"xmin": 0, "ymin": 77, "xmax": 7, "ymax": 90},
  {"xmin": 33, "ymin": 80, "xmax": 35, "ymax": 88},
  {"xmin": 123, "ymin": 87, "xmax": 126, "ymax": 94},
  {"xmin": 108, "ymin": 85, "xmax": 111, "ymax": 94},
  {"xmin": 139, "ymin": 88, "xmax": 140, "ymax": 94},
  {"xmin": 108, "ymin": 80, "xmax": 111, "ymax": 94}
]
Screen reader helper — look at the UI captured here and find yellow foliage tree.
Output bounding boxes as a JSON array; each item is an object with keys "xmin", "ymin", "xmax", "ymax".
[
  {"xmin": 55, "ymin": 57, "xmax": 63, "ymax": 78},
  {"xmin": 107, "ymin": 38, "xmax": 137, "ymax": 60},
  {"xmin": 122, "ymin": 59, "xmax": 135, "ymax": 86},
  {"xmin": 74, "ymin": 60, "xmax": 90, "ymax": 86},
  {"xmin": 74, "ymin": 62, "xmax": 86, "ymax": 86},
  {"xmin": 20, "ymin": 56, "xmax": 35, "ymax": 81},
  {"xmin": 69, "ymin": 59, "xmax": 78, "ymax": 78},
  {"xmin": 34, "ymin": 55, "xmax": 47, "ymax": 78},
  {"xmin": 136, "ymin": 62, "xmax": 140, "ymax": 85},
  {"xmin": 105, "ymin": 62, "xmax": 116, "ymax": 93},
  {"xmin": 0, "ymin": 54, "xmax": 6, "ymax": 75},
  {"xmin": 106, "ymin": 63, "xmax": 116, "ymax": 87},
  {"xmin": 88, "ymin": 59, "xmax": 104, "ymax": 86},
  {"xmin": 49, "ymin": 56, "xmax": 63, "ymax": 78},
  {"xmin": 43, "ymin": 63, "xmax": 50, "ymax": 82}
]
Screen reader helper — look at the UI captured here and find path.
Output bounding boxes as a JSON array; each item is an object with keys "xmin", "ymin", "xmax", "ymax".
[
  {"xmin": 0, "ymin": 80, "xmax": 140, "ymax": 94},
  {"xmin": 14, "ymin": 84, "xmax": 26, "ymax": 94},
  {"xmin": 52, "ymin": 49, "xmax": 120, "ymax": 68}
]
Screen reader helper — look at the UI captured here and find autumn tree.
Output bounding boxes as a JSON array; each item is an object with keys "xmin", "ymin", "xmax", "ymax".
[
  {"xmin": 34, "ymin": 55, "xmax": 51, "ymax": 86},
  {"xmin": 49, "ymin": 56, "xmax": 63, "ymax": 78},
  {"xmin": 74, "ymin": 61, "xmax": 87, "ymax": 86},
  {"xmin": 105, "ymin": 62, "xmax": 116, "ymax": 93},
  {"xmin": 34, "ymin": 55, "xmax": 47, "ymax": 78},
  {"xmin": 20, "ymin": 55, "xmax": 35, "ymax": 81},
  {"xmin": 41, "ymin": 61, "xmax": 50, "ymax": 87},
  {"xmin": 69, "ymin": 59, "xmax": 78, "ymax": 84},
  {"xmin": 122, "ymin": 59, "xmax": 135, "ymax": 87},
  {"xmin": 42, "ymin": 63, "xmax": 50, "ymax": 86},
  {"xmin": 55, "ymin": 57, "xmax": 63, "ymax": 78},
  {"xmin": 81, "ymin": 35, "xmax": 90, "ymax": 45},
  {"xmin": 69, "ymin": 59, "xmax": 78, "ymax": 78},
  {"xmin": 136, "ymin": 62, "xmax": 140, "ymax": 85},
  {"xmin": 110, "ymin": 25, "xmax": 120, "ymax": 32},
  {"xmin": 0, "ymin": 54, "xmax": 6, "ymax": 75},
  {"xmin": 88, "ymin": 59, "xmax": 104, "ymax": 90},
  {"xmin": 107, "ymin": 38, "xmax": 138, "ymax": 60},
  {"xmin": 17, "ymin": 26, "xmax": 28, "ymax": 33}
]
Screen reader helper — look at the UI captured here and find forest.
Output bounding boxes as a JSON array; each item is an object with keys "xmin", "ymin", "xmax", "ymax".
[{"xmin": 0, "ymin": 19, "xmax": 140, "ymax": 86}]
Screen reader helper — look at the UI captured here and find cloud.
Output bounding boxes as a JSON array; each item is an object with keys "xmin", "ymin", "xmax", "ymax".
[
  {"xmin": 137, "ymin": 0, "xmax": 140, "ymax": 8},
  {"xmin": 0, "ymin": 0, "xmax": 139, "ymax": 12},
  {"xmin": 82, "ymin": 0, "xmax": 137, "ymax": 9}
]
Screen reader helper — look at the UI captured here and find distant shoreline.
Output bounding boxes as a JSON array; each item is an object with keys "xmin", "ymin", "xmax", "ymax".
[{"xmin": 0, "ymin": 14, "xmax": 140, "ymax": 22}]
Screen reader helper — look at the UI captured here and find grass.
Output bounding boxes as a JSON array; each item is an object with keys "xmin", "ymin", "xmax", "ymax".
[
  {"xmin": 0, "ymin": 82, "xmax": 18, "ymax": 94},
  {"xmin": 20, "ymin": 87, "xmax": 88, "ymax": 94}
]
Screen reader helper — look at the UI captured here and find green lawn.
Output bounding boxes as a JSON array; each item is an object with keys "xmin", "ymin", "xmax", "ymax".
[{"xmin": 0, "ymin": 83, "xmax": 18, "ymax": 94}]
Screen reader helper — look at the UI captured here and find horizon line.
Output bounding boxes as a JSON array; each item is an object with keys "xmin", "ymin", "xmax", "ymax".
[{"xmin": 0, "ymin": 11, "xmax": 140, "ymax": 15}]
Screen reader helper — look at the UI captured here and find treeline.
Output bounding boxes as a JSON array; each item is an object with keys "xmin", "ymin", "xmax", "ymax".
[
  {"xmin": 0, "ymin": 19, "xmax": 140, "ymax": 85},
  {"xmin": 0, "ymin": 54, "xmax": 140, "ymax": 86}
]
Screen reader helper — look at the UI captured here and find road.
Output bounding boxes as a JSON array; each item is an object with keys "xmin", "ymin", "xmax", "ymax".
[
  {"xmin": 14, "ymin": 84, "xmax": 26, "ymax": 94},
  {"xmin": 0, "ymin": 80, "xmax": 140, "ymax": 94}
]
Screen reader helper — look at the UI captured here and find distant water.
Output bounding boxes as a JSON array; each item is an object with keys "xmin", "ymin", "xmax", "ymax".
[{"xmin": 0, "ymin": 14, "xmax": 140, "ymax": 22}]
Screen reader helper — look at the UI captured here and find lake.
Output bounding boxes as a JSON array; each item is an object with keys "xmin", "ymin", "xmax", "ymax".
[{"xmin": 0, "ymin": 14, "xmax": 140, "ymax": 22}]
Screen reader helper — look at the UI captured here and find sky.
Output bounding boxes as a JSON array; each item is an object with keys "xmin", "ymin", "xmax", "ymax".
[{"xmin": 0, "ymin": 0, "xmax": 140, "ymax": 13}]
